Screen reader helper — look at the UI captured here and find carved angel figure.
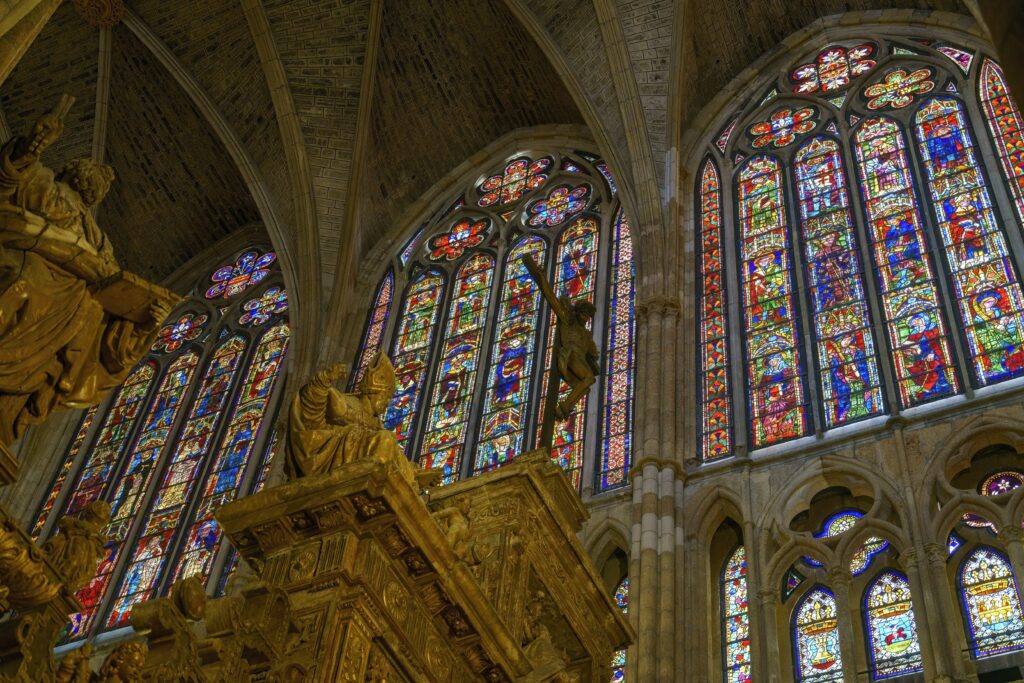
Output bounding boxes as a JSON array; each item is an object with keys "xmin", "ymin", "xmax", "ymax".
[
  {"xmin": 285, "ymin": 352, "xmax": 405, "ymax": 478},
  {"xmin": 97, "ymin": 641, "xmax": 148, "ymax": 683},
  {"xmin": 42, "ymin": 499, "xmax": 110, "ymax": 592},
  {"xmin": 0, "ymin": 95, "xmax": 175, "ymax": 446},
  {"xmin": 433, "ymin": 497, "xmax": 473, "ymax": 563}
]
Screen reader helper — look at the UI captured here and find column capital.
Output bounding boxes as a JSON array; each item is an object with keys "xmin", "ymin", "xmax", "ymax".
[{"xmin": 636, "ymin": 295, "xmax": 681, "ymax": 321}]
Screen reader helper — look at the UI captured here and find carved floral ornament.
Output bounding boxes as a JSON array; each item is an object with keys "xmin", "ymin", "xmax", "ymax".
[{"xmin": 72, "ymin": 0, "xmax": 125, "ymax": 28}]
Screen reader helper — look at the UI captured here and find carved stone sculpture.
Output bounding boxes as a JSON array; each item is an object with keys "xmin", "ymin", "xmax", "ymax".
[
  {"xmin": 286, "ymin": 352, "xmax": 407, "ymax": 479},
  {"xmin": 0, "ymin": 95, "xmax": 177, "ymax": 453},
  {"xmin": 433, "ymin": 497, "xmax": 474, "ymax": 563},
  {"xmin": 42, "ymin": 499, "xmax": 110, "ymax": 591},
  {"xmin": 54, "ymin": 643, "xmax": 93, "ymax": 683}
]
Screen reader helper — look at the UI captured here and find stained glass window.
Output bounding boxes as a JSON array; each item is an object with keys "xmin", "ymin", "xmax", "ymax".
[
  {"xmin": 428, "ymin": 218, "xmax": 490, "ymax": 261},
  {"xmin": 475, "ymin": 237, "xmax": 546, "ymax": 475},
  {"xmin": 419, "ymin": 255, "xmax": 494, "ymax": 482},
  {"xmin": 526, "ymin": 184, "xmax": 591, "ymax": 228},
  {"xmin": 611, "ymin": 577, "xmax": 628, "ymax": 682},
  {"xmin": 105, "ymin": 338, "xmax": 247, "ymax": 628},
  {"xmin": 477, "ymin": 156, "xmax": 552, "ymax": 207},
  {"xmin": 30, "ymin": 406, "xmax": 97, "ymax": 539},
  {"xmin": 854, "ymin": 117, "xmax": 959, "ymax": 406},
  {"xmin": 721, "ymin": 545, "xmax": 751, "ymax": 683},
  {"xmin": 864, "ymin": 68, "xmax": 935, "ymax": 110},
  {"xmin": 34, "ymin": 249, "xmax": 290, "ymax": 641},
  {"xmin": 791, "ymin": 44, "xmax": 876, "ymax": 94},
  {"xmin": 239, "ymin": 287, "xmax": 288, "ymax": 327},
  {"xmin": 915, "ymin": 96, "xmax": 1024, "ymax": 385},
  {"xmin": 864, "ymin": 571, "xmax": 923, "ymax": 678},
  {"xmin": 794, "ymin": 136, "xmax": 885, "ymax": 427},
  {"xmin": 385, "ymin": 271, "xmax": 445, "ymax": 450},
  {"xmin": 698, "ymin": 160, "xmax": 731, "ymax": 461},
  {"xmin": 351, "ymin": 151, "xmax": 634, "ymax": 490},
  {"xmin": 937, "ymin": 45, "xmax": 973, "ymax": 74},
  {"xmin": 737, "ymin": 155, "xmax": 808, "ymax": 447},
  {"xmin": 980, "ymin": 60, "xmax": 1024, "ymax": 226},
  {"xmin": 749, "ymin": 107, "xmax": 817, "ymax": 148},
  {"xmin": 794, "ymin": 588, "xmax": 843, "ymax": 682},
  {"xmin": 598, "ymin": 210, "xmax": 636, "ymax": 490},
  {"xmin": 964, "ymin": 470, "xmax": 1024, "ymax": 529},
  {"xmin": 204, "ymin": 250, "xmax": 276, "ymax": 299},
  {"xmin": 152, "ymin": 313, "xmax": 208, "ymax": 353},
  {"xmin": 351, "ymin": 271, "xmax": 394, "ymax": 389},
  {"xmin": 804, "ymin": 511, "xmax": 889, "ymax": 576},
  {"xmin": 69, "ymin": 351, "xmax": 199, "ymax": 639},
  {"xmin": 536, "ymin": 217, "xmax": 600, "ymax": 488},
  {"xmin": 783, "ymin": 566, "xmax": 806, "ymax": 602},
  {"xmin": 959, "ymin": 547, "xmax": 1024, "ymax": 657}
]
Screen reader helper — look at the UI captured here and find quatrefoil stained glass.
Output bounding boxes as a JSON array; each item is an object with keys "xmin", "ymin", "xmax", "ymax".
[
  {"xmin": 477, "ymin": 157, "xmax": 552, "ymax": 207},
  {"xmin": 205, "ymin": 251, "xmax": 276, "ymax": 300},
  {"xmin": 791, "ymin": 44, "xmax": 876, "ymax": 94},
  {"xmin": 428, "ymin": 219, "xmax": 490, "ymax": 261},
  {"xmin": 240, "ymin": 287, "xmax": 289, "ymax": 326},
  {"xmin": 526, "ymin": 184, "xmax": 591, "ymax": 228},
  {"xmin": 750, "ymin": 107, "xmax": 817, "ymax": 148},
  {"xmin": 152, "ymin": 313, "xmax": 208, "ymax": 352},
  {"xmin": 864, "ymin": 68, "xmax": 935, "ymax": 110}
]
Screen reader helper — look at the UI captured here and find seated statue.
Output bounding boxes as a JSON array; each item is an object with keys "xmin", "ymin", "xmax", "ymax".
[
  {"xmin": 286, "ymin": 352, "xmax": 407, "ymax": 478},
  {"xmin": 0, "ymin": 95, "xmax": 176, "ymax": 446}
]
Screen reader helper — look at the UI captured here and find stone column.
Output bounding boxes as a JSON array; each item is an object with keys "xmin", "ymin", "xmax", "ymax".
[
  {"xmin": 828, "ymin": 568, "xmax": 859, "ymax": 681},
  {"xmin": 923, "ymin": 542, "xmax": 972, "ymax": 681},
  {"xmin": 755, "ymin": 588, "xmax": 781, "ymax": 683},
  {"xmin": 902, "ymin": 547, "xmax": 951, "ymax": 681}
]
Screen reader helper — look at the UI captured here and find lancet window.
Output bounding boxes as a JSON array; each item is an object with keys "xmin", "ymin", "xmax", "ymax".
[
  {"xmin": 698, "ymin": 37, "xmax": 1024, "ymax": 462},
  {"xmin": 352, "ymin": 150, "xmax": 636, "ymax": 493},
  {"xmin": 31, "ymin": 247, "xmax": 289, "ymax": 641}
]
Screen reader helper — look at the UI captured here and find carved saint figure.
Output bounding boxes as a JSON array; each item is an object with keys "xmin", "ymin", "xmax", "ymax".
[
  {"xmin": 0, "ymin": 95, "xmax": 175, "ymax": 446},
  {"xmin": 521, "ymin": 255, "xmax": 599, "ymax": 421},
  {"xmin": 433, "ymin": 497, "xmax": 473, "ymax": 563},
  {"xmin": 41, "ymin": 499, "xmax": 110, "ymax": 592},
  {"xmin": 286, "ymin": 352, "xmax": 406, "ymax": 478}
]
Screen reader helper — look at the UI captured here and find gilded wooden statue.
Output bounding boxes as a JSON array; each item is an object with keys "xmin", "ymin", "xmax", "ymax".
[
  {"xmin": 286, "ymin": 352, "xmax": 406, "ymax": 478},
  {"xmin": 0, "ymin": 94, "xmax": 177, "ymax": 449}
]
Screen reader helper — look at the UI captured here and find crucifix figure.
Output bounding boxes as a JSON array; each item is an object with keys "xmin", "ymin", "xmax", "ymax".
[{"xmin": 521, "ymin": 254, "xmax": 600, "ymax": 451}]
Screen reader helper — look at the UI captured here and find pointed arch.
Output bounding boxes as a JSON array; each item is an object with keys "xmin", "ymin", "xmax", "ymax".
[
  {"xmin": 863, "ymin": 570, "xmax": 923, "ymax": 678},
  {"xmin": 350, "ymin": 269, "xmax": 394, "ymax": 389},
  {"xmin": 793, "ymin": 586, "xmax": 843, "ymax": 682},
  {"xmin": 959, "ymin": 546, "xmax": 1024, "ymax": 657},
  {"xmin": 721, "ymin": 544, "xmax": 751, "ymax": 683},
  {"xmin": 979, "ymin": 59, "xmax": 1024, "ymax": 225}
]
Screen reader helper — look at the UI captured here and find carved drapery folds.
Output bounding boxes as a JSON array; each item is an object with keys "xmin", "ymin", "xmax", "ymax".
[{"xmin": 0, "ymin": 95, "xmax": 177, "ymax": 479}]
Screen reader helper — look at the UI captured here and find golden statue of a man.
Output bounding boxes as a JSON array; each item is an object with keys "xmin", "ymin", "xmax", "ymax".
[
  {"xmin": 286, "ymin": 352, "xmax": 406, "ymax": 478},
  {"xmin": 0, "ymin": 95, "xmax": 175, "ymax": 448}
]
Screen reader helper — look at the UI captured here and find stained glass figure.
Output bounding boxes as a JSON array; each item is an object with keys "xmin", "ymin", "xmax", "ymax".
[
  {"xmin": 526, "ymin": 184, "xmax": 591, "ymax": 228},
  {"xmin": 791, "ymin": 44, "xmax": 876, "ymax": 94},
  {"xmin": 597, "ymin": 162, "xmax": 617, "ymax": 193},
  {"xmin": 30, "ymin": 406, "xmax": 98, "ymax": 539},
  {"xmin": 783, "ymin": 566, "xmax": 806, "ymax": 602},
  {"xmin": 428, "ymin": 218, "xmax": 490, "ymax": 261},
  {"xmin": 737, "ymin": 156, "xmax": 808, "ymax": 447},
  {"xmin": 794, "ymin": 136, "xmax": 885, "ymax": 427},
  {"xmin": 864, "ymin": 68, "xmax": 935, "ymax": 110},
  {"xmin": 794, "ymin": 588, "xmax": 844, "ymax": 682},
  {"xmin": 475, "ymin": 237, "xmax": 546, "ymax": 475},
  {"xmin": 204, "ymin": 250, "xmax": 276, "ymax": 299},
  {"xmin": 385, "ymin": 271, "xmax": 445, "ymax": 451},
  {"xmin": 351, "ymin": 271, "xmax": 393, "ymax": 389},
  {"xmin": 716, "ymin": 118, "xmax": 739, "ymax": 153},
  {"xmin": 67, "ymin": 353, "xmax": 198, "ymax": 640},
  {"xmin": 750, "ymin": 108, "xmax": 817, "ymax": 148},
  {"xmin": 536, "ymin": 217, "xmax": 600, "ymax": 488},
  {"xmin": 419, "ymin": 255, "xmax": 494, "ymax": 483},
  {"xmin": 915, "ymin": 97, "xmax": 1024, "ymax": 385},
  {"xmin": 399, "ymin": 224, "xmax": 427, "ymax": 266},
  {"xmin": 611, "ymin": 577, "xmax": 628, "ymax": 682},
  {"xmin": 864, "ymin": 571, "xmax": 922, "ymax": 678},
  {"xmin": 477, "ymin": 157, "xmax": 552, "ymax": 207},
  {"xmin": 937, "ymin": 45, "xmax": 974, "ymax": 75},
  {"xmin": 964, "ymin": 470, "xmax": 1024, "ymax": 529},
  {"xmin": 854, "ymin": 117, "xmax": 959, "ymax": 406},
  {"xmin": 105, "ymin": 337, "xmax": 248, "ymax": 628},
  {"xmin": 167, "ymin": 325, "xmax": 289, "ymax": 594},
  {"xmin": 960, "ymin": 547, "xmax": 1024, "ymax": 657},
  {"xmin": 980, "ymin": 60, "xmax": 1024, "ymax": 226},
  {"xmin": 698, "ymin": 161, "xmax": 731, "ymax": 460},
  {"xmin": 599, "ymin": 211, "xmax": 636, "ymax": 490},
  {"xmin": 152, "ymin": 313, "xmax": 208, "ymax": 353},
  {"xmin": 722, "ymin": 546, "xmax": 751, "ymax": 683},
  {"xmin": 239, "ymin": 287, "xmax": 288, "ymax": 326}
]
